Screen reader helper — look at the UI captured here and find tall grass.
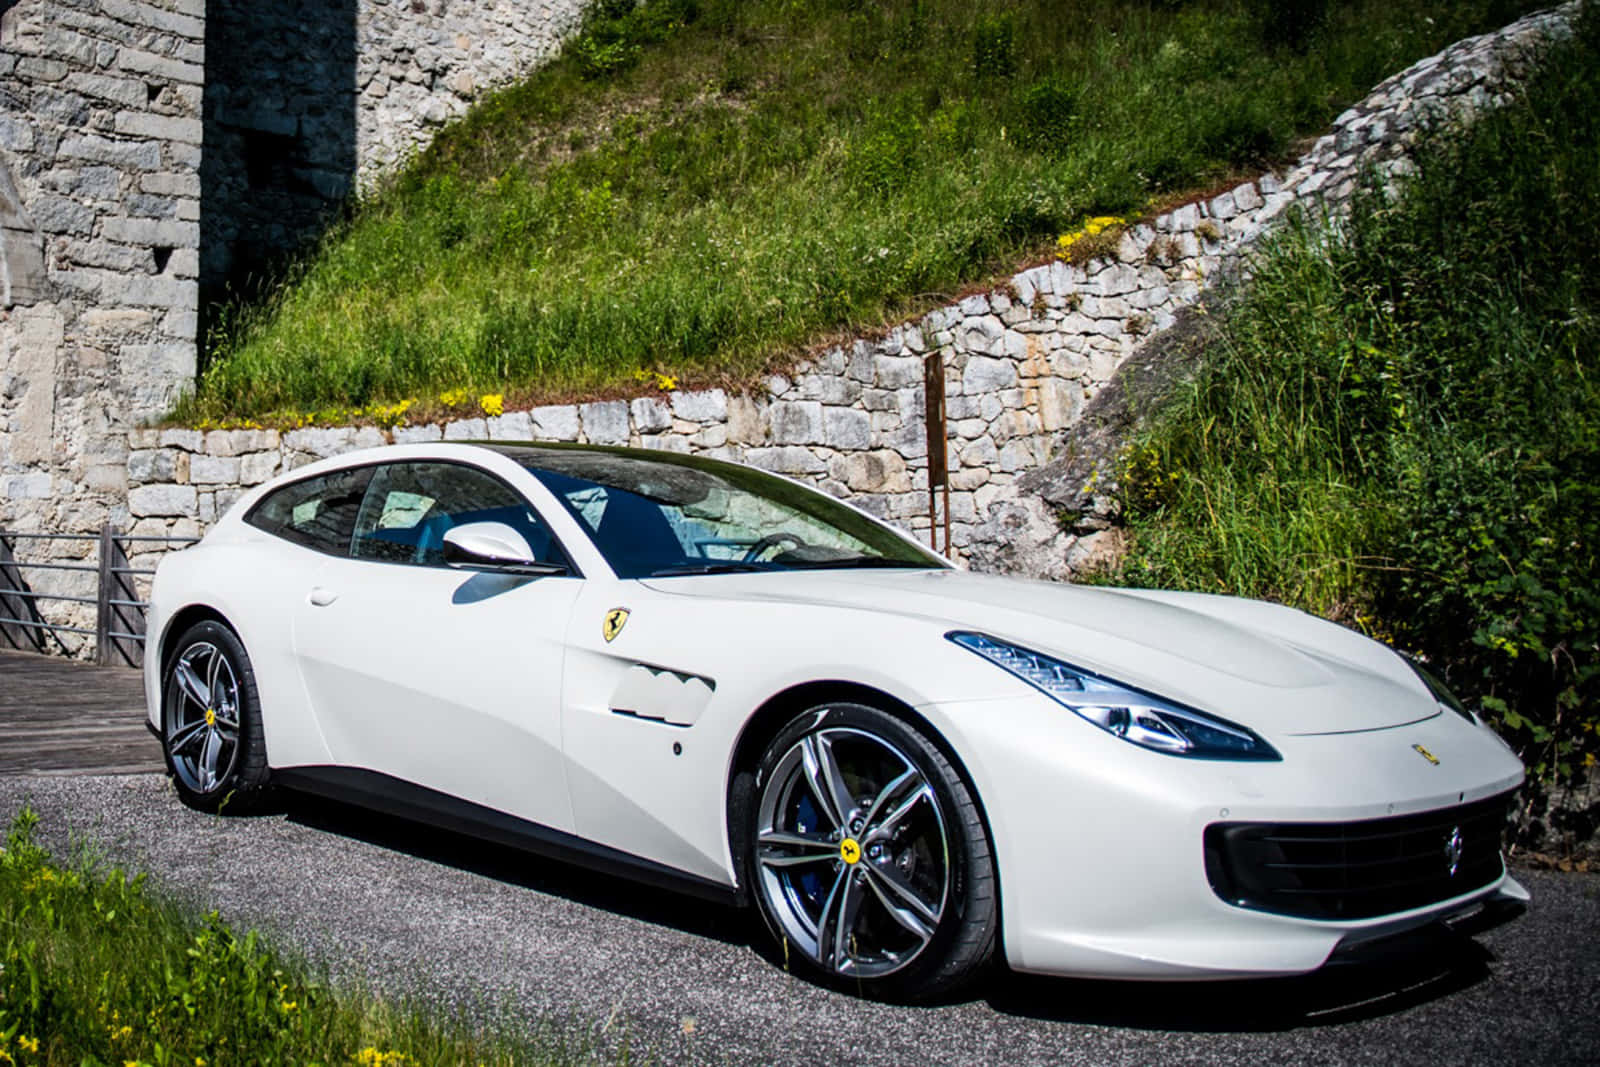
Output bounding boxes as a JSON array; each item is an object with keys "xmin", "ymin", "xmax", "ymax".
[
  {"xmin": 0, "ymin": 808, "xmax": 610, "ymax": 1066},
  {"xmin": 184, "ymin": 0, "xmax": 1540, "ymax": 420},
  {"xmin": 1114, "ymin": 7, "xmax": 1600, "ymax": 789}
]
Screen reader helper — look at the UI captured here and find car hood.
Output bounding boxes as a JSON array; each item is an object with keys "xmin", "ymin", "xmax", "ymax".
[{"xmin": 640, "ymin": 568, "xmax": 1437, "ymax": 736}]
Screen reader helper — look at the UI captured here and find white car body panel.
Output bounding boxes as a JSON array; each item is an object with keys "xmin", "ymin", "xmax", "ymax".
[{"xmin": 145, "ymin": 442, "xmax": 1527, "ymax": 981}]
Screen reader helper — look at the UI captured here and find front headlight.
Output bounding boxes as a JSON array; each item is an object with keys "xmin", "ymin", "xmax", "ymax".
[{"xmin": 948, "ymin": 632, "xmax": 1281, "ymax": 761}]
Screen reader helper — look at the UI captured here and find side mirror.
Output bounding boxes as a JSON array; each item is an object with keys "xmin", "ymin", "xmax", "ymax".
[{"xmin": 441, "ymin": 522, "xmax": 567, "ymax": 576}]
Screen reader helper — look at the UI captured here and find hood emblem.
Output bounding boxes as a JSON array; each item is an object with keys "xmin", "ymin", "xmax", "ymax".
[
  {"xmin": 1412, "ymin": 743, "xmax": 1440, "ymax": 766},
  {"xmin": 602, "ymin": 607, "xmax": 631, "ymax": 643},
  {"xmin": 1444, "ymin": 826, "xmax": 1464, "ymax": 877}
]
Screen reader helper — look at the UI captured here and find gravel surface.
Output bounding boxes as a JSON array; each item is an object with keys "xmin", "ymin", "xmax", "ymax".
[{"xmin": 2, "ymin": 773, "xmax": 1595, "ymax": 1066}]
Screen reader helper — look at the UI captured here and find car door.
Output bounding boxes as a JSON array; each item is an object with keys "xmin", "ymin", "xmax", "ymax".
[{"xmin": 292, "ymin": 459, "xmax": 583, "ymax": 831}]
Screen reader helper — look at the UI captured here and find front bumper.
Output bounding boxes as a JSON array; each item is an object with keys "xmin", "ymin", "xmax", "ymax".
[{"xmin": 922, "ymin": 694, "xmax": 1527, "ymax": 980}]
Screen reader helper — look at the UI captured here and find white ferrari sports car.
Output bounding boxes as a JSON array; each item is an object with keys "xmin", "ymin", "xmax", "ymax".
[{"xmin": 145, "ymin": 442, "xmax": 1527, "ymax": 998}]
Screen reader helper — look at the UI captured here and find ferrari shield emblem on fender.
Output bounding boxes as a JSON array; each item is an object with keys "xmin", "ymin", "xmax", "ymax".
[
  {"xmin": 1413, "ymin": 743, "xmax": 1441, "ymax": 766},
  {"xmin": 602, "ymin": 608, "xmax": 631, "ymax": 643}
]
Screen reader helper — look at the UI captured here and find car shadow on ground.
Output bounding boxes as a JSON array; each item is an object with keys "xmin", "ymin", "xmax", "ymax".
[
  {"xmin": 983, "ymin": 904, "xmax": 1522, "ymax": 1031},
  {"xmin": 280, "ymin": 790, "xmax": 760, "ymax": 949},
  {"xmin": 278, "ymin": 789, "xmax": 1520, "ymax": 1030}
]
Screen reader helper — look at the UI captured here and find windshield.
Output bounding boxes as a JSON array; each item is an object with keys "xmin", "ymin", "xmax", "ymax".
[{"xmin": 497, "ymin": 445, "xmax": 946, "ymax": 579}]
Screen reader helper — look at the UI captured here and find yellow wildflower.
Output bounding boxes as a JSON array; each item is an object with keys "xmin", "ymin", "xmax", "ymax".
[
  {"xmin": 479, "ymin": 393, "xmax": 504, "ymax": 417},
  {"xmin": 439, "ymin": 388, "xmax": 469, "ymax": 407},
  {"xmin": 353, "ymin": 1050, "xmax": 415, "ymax": 1067},
  {"xmin": 111, "ymin": 1025, "xmax": 133, "ymax": 1042},
  {"xmin": 18, "ymin": 1037, "xmax": 38, "ymax": 1053}
]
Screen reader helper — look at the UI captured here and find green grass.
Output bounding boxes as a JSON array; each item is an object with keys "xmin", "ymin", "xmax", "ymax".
[
  {"xmin": 184, "ymin": 0, "xmax": 1542, "ymax": 422},
  {"xmin": 1111, "ymin": 6, "xmax": 1600, "ymax": 789},
  {"xmin": 0, "ymin": 808, "xmax": 614, "ymax": 1066}
]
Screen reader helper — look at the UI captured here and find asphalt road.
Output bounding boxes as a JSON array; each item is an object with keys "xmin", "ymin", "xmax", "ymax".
[{"xmin": 1, "ymin": 773, "xmax": 1595, "ymax": 1066}]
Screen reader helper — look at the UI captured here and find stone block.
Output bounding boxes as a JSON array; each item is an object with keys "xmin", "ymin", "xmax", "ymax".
[
  {"xmin": 127, "ymin": 448, "xmax": 176, "ymax": 483},
  {"xmin": 108, "ymin": 274, "xmax": 198, "ymax": 311},
  {"xmin": 962, "ymin": 356, "xmax": 1018, "ymax": 394},
  {"xmin": 57, "ymin": 71, "xmax": 136, "ymax": 113},
  {"xmin": 129, "ymin": 483, "xmax": 197, "ymax": 517},
  {"xmin": 59, "ymin": 133, "xmax": 161, "ymax": 171},
  {"xmin": 116, "ymin": 46, "xmax": 203, "ymax": 85},
  {"xmin": 190, "ymin": 454, "xmax": 241, "ymax": 485},
  {"xmin": 140, "ymin": 172, "xmax": 201, "ymax": 198},
  {"xmin": 284, "ymin": 427, "xmax": 356, "ymax": 458},
  {"xmin": 692, "ymin": 424, "xmax": 728, "ymax": 448},
  {"xmin": 393, "ymin": 424, "xmax": 443, "ymax": 444},
  {"xmin": 768, "ymin": 401, "xmax": 824, "ymax": 445},
  {"xmin": 874, "ymin": 354, "xmax": 921, "ymax": 389},
  {"xmin": 113, "ymin": 111, "xmax": 203, "ymax": 145},
  {"xmin": 531, "ymin": 404, "xmax": 580, "ymax": 440},
  {"xmin": 158, "ymin": 428, "xmax": 203, "ymax": 451},
  {"xmin": 639, "ymin": 434, "xmax": 691, "ymax": 454},
  {"xmin": 3, "ymin": 473, "xmax": 53, "ymax": 499},
  {"xmin": 823, "ymin": 407, "xmax": 872, "ymax": 450},
  {"xmin": 102, "ymin": 217, "xmax": 200, "ymax": 248},
  {"xmin": 487, "ymin": 411, "xmax": 533, "ymax": 440},
  {"xmin": 580, "ymin": 401, "xmax": 629, "ymax": 445},
  {"xmin": 239, "ymin": 452, "xmax": 281, "ymax": 486},
  {"xmin": 726, "ymin": 394, "xmax": 765, "ymax": 445},
  {"xmin": 821, "ymin": 376, "xmax": 863, "ymax": 406},
  {"xmin": 670, "ymin": 389, "xmax": 727, "ymax": 422},
  {"xmin": 745, "ymin": 446, "xmax": 825, "ymax": 475},
  {"xmin": 960, "ymin": 315, "xmax": 1006, "ymax": 357},
  {"xmin": 631, "ymin": 396, "xmax": 672, "ymax": 433},
  {"xmin": 828, "ymin": 450, "xmax": 910, "ymax": 494},
  {"xmin": 0, "ymin": 114, "xmax": 34, "ymax": 153},
  {"xmin": 443, "ymin": 417, "xmax": 487, "ymax": 441}
]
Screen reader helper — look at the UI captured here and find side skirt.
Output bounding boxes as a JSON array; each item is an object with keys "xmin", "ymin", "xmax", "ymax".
[{"xmin": 274, "ymin": 765, "xmax": 741, "ymax": 906}]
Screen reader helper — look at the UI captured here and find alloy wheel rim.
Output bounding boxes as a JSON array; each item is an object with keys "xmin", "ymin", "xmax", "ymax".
[
  {"xmin": 755, "ymin": 724, "xmax": 950, "ymax": 979},
  {"xmin": 166, "ymin": 641, "xmax": 242, "ymax": 794}
]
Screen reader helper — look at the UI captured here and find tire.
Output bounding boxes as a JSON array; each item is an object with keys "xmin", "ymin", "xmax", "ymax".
[
  {"xmin": 160, "ymin": 619, "xmax": 273, "ymax": 813},
  {"xmin": 737, "ymin": 701, "xmax": 997, "ymax": 1000}
]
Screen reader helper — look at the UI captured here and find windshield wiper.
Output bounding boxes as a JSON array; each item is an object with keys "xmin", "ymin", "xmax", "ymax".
[{"xmin": 647, "ymin": 562, "xmax": 770, "ymax": 576}]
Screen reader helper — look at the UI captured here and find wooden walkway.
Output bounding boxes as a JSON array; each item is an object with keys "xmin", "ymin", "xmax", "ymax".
[{"xmin": 0, "ymin": 649, "xmax": 161, "ymax": 775}]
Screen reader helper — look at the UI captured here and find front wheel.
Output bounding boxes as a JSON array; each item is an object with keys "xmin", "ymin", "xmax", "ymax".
[
  {"xmin": 740, "ymin": 702, "xmax": 997, "ymax": 1000},
  {"xmin": 161, "ymin": 620, "xmax": 272, "ymax": 813}
]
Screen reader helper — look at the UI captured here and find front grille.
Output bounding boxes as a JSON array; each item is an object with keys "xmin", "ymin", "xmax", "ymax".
[{"xmin": 1204, "ymin": 791, "xmax": 1515, "ymax": 920}]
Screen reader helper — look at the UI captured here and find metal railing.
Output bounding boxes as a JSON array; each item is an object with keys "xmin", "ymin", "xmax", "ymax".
[{"xmin": 0, "ymin": 525, "xmax": 198, "ymax": 668}]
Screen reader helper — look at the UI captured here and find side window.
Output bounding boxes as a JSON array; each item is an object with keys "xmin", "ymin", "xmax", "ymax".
[
  {"xmin": 245, "ymin": 467, "xmax": 373, "ymax": 555},
  {"xmin": 350, "ymin": 462, "xmax": 562, "ymax": 568}
]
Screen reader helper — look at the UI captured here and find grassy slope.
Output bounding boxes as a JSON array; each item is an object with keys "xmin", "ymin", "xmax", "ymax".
[
  {"xmin": 186, "ymin": 0, "xmax": 1539, "ymax": 421},
  {"xmin": 0, "ymin": 809, "xmax": 607, "ymax": 1066},
  {"xmin": 1112, "ymin": 8, "xmax": 1599, "ymax": 789}
]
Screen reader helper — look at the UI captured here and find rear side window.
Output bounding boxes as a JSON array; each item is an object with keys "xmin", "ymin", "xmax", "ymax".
[
  {"xmin": 245, "ymin": 467, "xmax": 373, "ymax": 555},
  {"xmin": 350, "ymin": 461, "xmax": 565, "ymax": 568}
]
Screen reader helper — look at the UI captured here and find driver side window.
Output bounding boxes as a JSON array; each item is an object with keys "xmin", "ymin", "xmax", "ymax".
[{"xmin": 351, "ymin": 462, "xmax": 561, "ymax": 568}]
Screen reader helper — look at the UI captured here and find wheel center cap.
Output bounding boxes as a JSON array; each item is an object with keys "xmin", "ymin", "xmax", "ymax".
[
  {"xmin": 205, "ymin": 708, "xmax": 216, "ymax": 726},
  {"xmin": 839, "ymin": 837, "xmax": 862, "ymax": 865}
]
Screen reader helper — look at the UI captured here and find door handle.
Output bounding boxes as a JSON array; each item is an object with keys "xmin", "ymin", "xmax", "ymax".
[{"xmin": 308, "ymin": 587, "xmax": 339, "ymax": 607}]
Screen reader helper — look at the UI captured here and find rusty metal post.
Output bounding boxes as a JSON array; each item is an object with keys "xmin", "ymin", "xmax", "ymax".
[
  {"xmin": 95, "ymin": 523, "xmax": 113, "ymax": 666},
  {"xmin": 924, "ymin": 352, "xmax": 949, "ymax": 553}
]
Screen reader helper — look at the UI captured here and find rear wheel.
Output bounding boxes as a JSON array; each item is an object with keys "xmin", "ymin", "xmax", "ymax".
[
  {"xmin": 161, "ymin": 620, "xmax": 272, "ymax": 813},
  {"xmin": 741, "ymin": 702, "xmax": 997, "ymax": 1000}
]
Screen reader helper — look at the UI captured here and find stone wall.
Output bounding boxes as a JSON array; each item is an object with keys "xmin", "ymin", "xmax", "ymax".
[
  {"xmin": 0, "ymin": 0, "xmax": 589, "ymax": 650},
  {"xmin": 119, "ymin": 4, "xmax": 1582, "ymax": 579},
  {"xmin": 1, "ymin": 0, "xmax": 205, "ymax": 647}
]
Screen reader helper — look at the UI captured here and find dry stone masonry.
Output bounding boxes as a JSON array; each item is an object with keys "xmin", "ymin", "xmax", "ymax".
[{"xmin": 119, "ymin": 3, "xmax": 1584, "ymax": 577}]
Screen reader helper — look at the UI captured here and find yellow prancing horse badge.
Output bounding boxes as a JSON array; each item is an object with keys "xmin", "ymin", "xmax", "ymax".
[
  {"xmin": 1413, "ymin": 743, "xmax": 1440, "ymax": 766},
  {"xmin": 602, "ymin": 608, "xmax": 631, "ymax": 642},
  {"xmin": 839, "ymin": 838, "xmax": 862, "ymax": 865}
]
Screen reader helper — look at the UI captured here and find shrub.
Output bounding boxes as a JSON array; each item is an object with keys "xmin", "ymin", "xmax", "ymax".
[{"xmin": 1114, "ymin": 9, "xmax": 1600, "ymax": 797}]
